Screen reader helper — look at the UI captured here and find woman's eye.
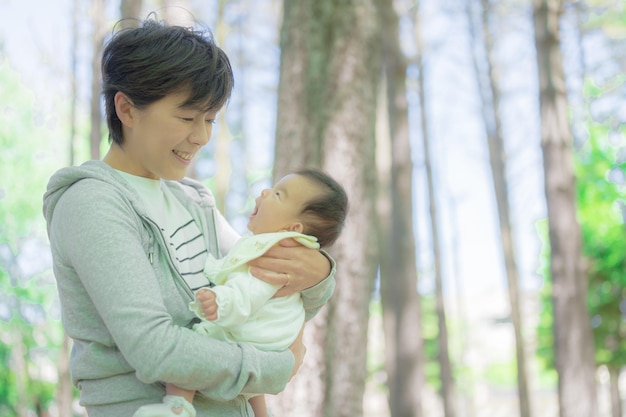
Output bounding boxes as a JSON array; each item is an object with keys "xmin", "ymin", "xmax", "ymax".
[
  {"xmin": 205, "ymin": 119, "xmax": 216, "ymax": 125},
  {"xmin": 180, "ymin": 117, "xmax": 194, "ymax": 122}
]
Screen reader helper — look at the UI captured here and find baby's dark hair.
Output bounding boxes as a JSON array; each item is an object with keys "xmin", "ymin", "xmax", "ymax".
[
  {"xmin": 101, "ymin": 17, "xmax": 234, "ymax": 145},
  {"xmin": 296, "ymin": 169, "xmax": 348, "ymax": 248}
]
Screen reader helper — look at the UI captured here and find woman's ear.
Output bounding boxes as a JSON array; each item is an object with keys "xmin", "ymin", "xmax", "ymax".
[{"xmin": 114, "ymin": 91, "xmax": 135, "ymax": 127}]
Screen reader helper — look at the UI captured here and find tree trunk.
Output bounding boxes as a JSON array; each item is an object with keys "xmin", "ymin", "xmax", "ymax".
[
  {"xmin": 268, "ymin": 1, "xmax": 381, "ymax": 416},
  {"xmin": 207, "ymin": 0, "xmax": 231, "ymax": 205},
  {"xmin": 57, "ymin": 2, "xmax": 82, "ymax": 414},
  {"xmin": 414, "ymin": 3, "xmax": 456, "ymax": 417},
  {"xmin": 161, "ymin": 0, "xmax": 194, "ymax": 26},
  {"xmin": 376, "ymin": 1, "xmax": 425, "ymax": 416},
  {"xmin": 120, "ymin": 0, "xmax": 143, "ymax": 26},
  {"xmin": 69, "ymin": 0, "xmax": 79, "ymax": 166},
  {"xmin": 531, "ymin": 1, "xmax": 598, "ymax": 417},
  {"xmin": 12, "ymin": 330, "xmax": 28, "ymax": 417},
  {"xmin": 608, "ymin": 367, "xmax": 622, "ymax": 417},
  {"xmin": 56, "ymin": 334, "xmax": 73, "ymax": 417},
  {"xmin": 467, "ymin": 1, "xmax": 532, "ymax": 416},
  {"xmin": 90, "ymin": 0, "xmax": 105, "ymax": 160}
]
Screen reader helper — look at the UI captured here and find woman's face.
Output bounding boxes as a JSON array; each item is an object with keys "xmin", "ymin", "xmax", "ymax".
[{"xmin": 116, "ymin": 90, "xmax": 218, "ymax": 180}]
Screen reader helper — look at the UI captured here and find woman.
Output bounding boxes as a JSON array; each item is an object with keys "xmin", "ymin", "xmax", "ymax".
[{"xmin": 43, "ymin": 17, "xmax": 335, "ymax": 417}]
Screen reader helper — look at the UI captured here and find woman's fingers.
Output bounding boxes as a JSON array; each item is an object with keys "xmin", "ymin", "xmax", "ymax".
[{"xmin": 248, "ymin": 240, "xmax": 331, "ymax": 297}]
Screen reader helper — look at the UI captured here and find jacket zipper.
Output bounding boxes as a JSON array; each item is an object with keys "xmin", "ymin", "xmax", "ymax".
[
  {"xmin": 143, "ymin": 216, "xmax": 195, "ymax": 300},
  {"xmin": 207, "ymin": 208, "xmax": 220, "ymax": 258}
]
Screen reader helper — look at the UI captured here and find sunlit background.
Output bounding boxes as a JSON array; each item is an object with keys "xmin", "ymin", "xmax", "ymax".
[{"xmin": 0, "ymin": 0, "xmax": 624, "ymax": 416}]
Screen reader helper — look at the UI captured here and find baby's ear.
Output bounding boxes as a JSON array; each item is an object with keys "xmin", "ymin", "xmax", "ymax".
[{"xmin": 289, "ymin": 222, "xmax": 304, "ymax": 233}]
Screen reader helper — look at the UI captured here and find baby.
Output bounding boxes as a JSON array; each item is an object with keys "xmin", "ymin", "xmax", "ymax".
[{"xmin": 134, "ymin": 169, "xmax": 348, "ymax": 417}]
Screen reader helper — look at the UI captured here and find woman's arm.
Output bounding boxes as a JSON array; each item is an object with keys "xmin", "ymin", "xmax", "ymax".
[{"xmin": 248, "ymin": 239, "xmax": 336, "ymax": 320}]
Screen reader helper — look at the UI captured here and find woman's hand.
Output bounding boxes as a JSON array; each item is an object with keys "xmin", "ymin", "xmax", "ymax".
[
  {"xmin": 288, "ymin": 326, "xmax": 306, "ymax": 380},
  {"xmin": 248, "ymin": 238, "xmax": 331, "ymax": 297}
]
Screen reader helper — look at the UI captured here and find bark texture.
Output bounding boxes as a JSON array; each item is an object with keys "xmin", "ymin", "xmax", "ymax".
[
  {"xmin": 414, "ymin": 4, "xmax": 456, "ymax": 416},
  {"xmin": 268, "ymin": 1, "xmax": 381, "ymax": 416},
  {"xmin": 467, "ymin": 1, "xmax": 532, "ymax": 415},
  {"xmin": 532, "ymin": 1, "xmax": 598, "ymax": 416},
  {"xmin": 376, "ymin": 1, "xmax": 425, "ymax": 416}
]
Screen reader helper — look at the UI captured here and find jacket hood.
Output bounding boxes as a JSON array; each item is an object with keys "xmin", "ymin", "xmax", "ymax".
[
  {"xmin": 43, "ymin": 160, "xmax": 216, "ymax": 231},
  {"xmin": 43, "ymin": 160, "xmax": 132, "ymax": 230}
]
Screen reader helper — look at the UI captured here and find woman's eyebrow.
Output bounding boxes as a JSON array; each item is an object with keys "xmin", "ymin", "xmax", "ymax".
[{"xmin": 177, "ymin": 103, "xmax": 202, "ymax": 111}]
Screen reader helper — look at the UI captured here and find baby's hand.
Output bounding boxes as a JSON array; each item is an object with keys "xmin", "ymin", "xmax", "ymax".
[{"xmin": 196, "ymin": 288, "xmax": 218, "ymax": 321}]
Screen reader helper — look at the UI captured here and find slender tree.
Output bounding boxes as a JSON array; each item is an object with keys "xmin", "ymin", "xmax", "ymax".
[
  {"xmin": 161, "ymin": 0, "xmax": 193, "ymax": 25},
  {"xmin": 68, "ymin": 0, "xmax": 79, "ymax": 166},
  {"xmin": 413, "ymin": 3, "xmax": 456, "ymax": 416},
  {"xmin": 375, "ymin": 1, "xmax": 424, "ymax": 416},
  {"xmin": 89, "ymin": 0, "xmax": 105, "ymax": 160},
  {"xmin": 120, "ymin": 0, "xmax": 143, "ymax": 26},
  {"xmin": 267, "ymin": 1, "xmax": 381, "ymax": 416},
  {"xmin": 531, "ymin": 1, "xmax": 598, "ymax": 416},
  {"xmin": 212, "ymin": 0, "xmax": 232, "ymax": 212},
  {"xmin": 56, "ymin": 0, "xmax": 82, "ymax": 414},
  {"xmin": 466, "ymin": 1, "xmax": 531, "ymax": 416},
  {"xmin": 56, "ymin": 332, "xmax": 72, "ymax": 417}
]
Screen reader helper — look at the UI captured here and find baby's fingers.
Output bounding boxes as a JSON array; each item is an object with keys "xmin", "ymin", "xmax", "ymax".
[{"xmin": 197, "ymin": 289, "xmax": 219, "ymax": 321}]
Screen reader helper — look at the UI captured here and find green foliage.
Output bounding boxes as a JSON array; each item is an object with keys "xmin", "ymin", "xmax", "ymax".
[
  {"xmin": 0, "ymin": 340, "xmax": 17, "ymax": 416},
  {"xmin": 0, "ymin": 59, "xmax": 68, "ymax": 414},
  {"xmin": 420, "ymin": 294, "xmax": 442, "ymax": 391},
  {"xmin": 585, "ymin": 2, "xmax": 626, "ymax": 39},
  {"xmin": 576, "ymin": 128, "xmax": 626, "ymax": 370},
  {"xmin": 482, "ymin": 359, "xmax": 517, "ymax": 387},
  {"xmin": 535, "ymin": 121, "xmax": 626, "ymax": 373},
  {"xmin": 535, "ymin": 219, "xmax": 555, "ymax": 370}
]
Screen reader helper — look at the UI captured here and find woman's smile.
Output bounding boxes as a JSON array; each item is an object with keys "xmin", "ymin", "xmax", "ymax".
[{"xmin": 173, "ymin": 149, "xmax": 194, "ymax": 163}]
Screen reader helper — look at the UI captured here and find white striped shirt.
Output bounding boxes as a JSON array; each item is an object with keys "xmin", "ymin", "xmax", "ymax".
[{"xmin": 117, "ymin": 171, "xmax": 211, "ymax": 291}]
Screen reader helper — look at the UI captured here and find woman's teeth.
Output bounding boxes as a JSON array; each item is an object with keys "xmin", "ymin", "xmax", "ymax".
[{"xmin": 173, "ymin": 150, "xmax": 193, "ymax": 160}]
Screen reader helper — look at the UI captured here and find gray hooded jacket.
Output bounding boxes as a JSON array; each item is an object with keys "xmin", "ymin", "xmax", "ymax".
[{"xmin": 43, "ymin": 160, "xmax": 335, "ymax": 416}]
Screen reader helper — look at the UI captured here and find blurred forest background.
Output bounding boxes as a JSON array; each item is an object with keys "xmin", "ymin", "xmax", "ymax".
[{"xmin": 0, "ymin": 0, "xmax": 625, "ymax": 416}]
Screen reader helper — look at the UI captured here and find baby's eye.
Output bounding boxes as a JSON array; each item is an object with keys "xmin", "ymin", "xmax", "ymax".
[
  {"xmin": 205, "ymin": 119, "xmax": 216, "ymax": 125},
  {"xmin": 180, "ymin": 117, "xmax": 194, "ymax": 122}
]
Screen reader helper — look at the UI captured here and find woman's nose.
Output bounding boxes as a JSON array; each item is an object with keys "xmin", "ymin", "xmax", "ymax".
[{"xmin": 189, "ymin": 121, "xmax": 212, "ymax": 146}]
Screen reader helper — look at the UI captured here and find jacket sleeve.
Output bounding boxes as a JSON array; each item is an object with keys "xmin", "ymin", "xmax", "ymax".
[
  {"xmin": 301, "ymin": 251, "xmax": 336, "ymax": 321},
  {"xmin": 50, "ymin": 181, "xmax": 293, "ymax": 400}
]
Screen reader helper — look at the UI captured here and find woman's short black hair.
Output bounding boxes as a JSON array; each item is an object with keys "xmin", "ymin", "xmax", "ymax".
[
  {"xmin": 101, "ymin": 17, "xmax": 234, "ymax": 145},
  {"xmin": 296, "ymin": 169, "xmax": 349, "ymax": 248}
]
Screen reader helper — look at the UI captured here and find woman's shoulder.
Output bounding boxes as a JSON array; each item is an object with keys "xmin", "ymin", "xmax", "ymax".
[
  {"xmin": 44, "ymin": 161, "xmax": 132, "ymax": 222},
  {"xmin": 50, "ymin": 176, "xmax": 138, "ymax": 227}
]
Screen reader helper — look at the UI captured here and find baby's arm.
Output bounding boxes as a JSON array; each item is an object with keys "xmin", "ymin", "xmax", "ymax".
[{"xmin": 191, "ymin": 270, "xmax": 282, "ymax": 327}]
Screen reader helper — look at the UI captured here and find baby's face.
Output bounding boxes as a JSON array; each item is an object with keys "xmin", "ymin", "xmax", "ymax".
[{"xmin": 247, "ymin": 174, "xmax": 322, "ymax": 235}]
